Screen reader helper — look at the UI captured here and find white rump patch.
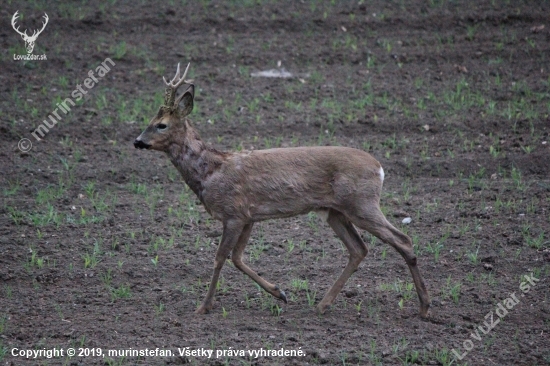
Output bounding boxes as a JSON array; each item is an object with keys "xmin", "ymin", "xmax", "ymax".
[
  {"xmin": 315, "ymin": 209, "xmax": 330, "ymax": 222},
  {"xmin": 379, "ymin": 166, "xmax": 385, "ymax": 183}
]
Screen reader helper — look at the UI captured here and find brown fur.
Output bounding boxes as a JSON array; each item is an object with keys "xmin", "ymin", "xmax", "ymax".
[{"xmin": 134, "ymin": 67, "xmax": 430, "ymax": 317}]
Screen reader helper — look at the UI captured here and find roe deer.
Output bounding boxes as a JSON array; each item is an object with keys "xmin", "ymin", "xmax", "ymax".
[{"xmin": 134, "ymin": 63, "xmax": 430, "ymax": 317}]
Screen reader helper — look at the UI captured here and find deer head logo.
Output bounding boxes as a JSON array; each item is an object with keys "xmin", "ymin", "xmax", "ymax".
[{"xmin": 11, "ymin": 11, "xmax": 49, "ymax": 54}]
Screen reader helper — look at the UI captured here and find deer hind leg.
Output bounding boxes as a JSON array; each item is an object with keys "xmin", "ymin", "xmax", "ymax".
[
  {"xmin": 230, "ymin": 223, "xmax": 287, "ymax": 303},
  {"xmin": 317, "ymin": 209, "xmax": 368, "ymax": 314},
  {"xmin": 196, "ymin": 220, "xmax": 245, "ymax": 314},
  {"xmin": 349, "ymin": 205, "xmax": 430, "ymax": 318}
]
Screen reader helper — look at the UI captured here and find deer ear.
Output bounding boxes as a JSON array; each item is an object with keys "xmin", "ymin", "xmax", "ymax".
[{"xmin": 175, "ymin": 84, "xmax": 194, "ymax": 116}]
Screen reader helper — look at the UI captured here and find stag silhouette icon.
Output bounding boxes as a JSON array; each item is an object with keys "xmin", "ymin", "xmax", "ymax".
[{"xmin": 11, "ymin": 11, "xmax": 48, "ymax": 54}]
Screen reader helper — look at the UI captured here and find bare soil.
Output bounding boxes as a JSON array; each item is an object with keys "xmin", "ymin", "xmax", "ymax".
[{"xmin": 1, "ymin": 1, "xmax": 549, "ymax": 365}]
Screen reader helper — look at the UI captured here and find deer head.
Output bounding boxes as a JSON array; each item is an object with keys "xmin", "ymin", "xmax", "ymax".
[
  {"xmin": 11, "ymin": 11, "xmax": 49, "ymax": 54},
  {"xmin": 134, "ymin": 63, "xmax": 195, "ymax": 152}
]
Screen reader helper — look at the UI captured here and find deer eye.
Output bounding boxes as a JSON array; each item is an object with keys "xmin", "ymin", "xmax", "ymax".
[{"xmin": 157, "ymin": 123, "xmax": 167, "ymax": 130}]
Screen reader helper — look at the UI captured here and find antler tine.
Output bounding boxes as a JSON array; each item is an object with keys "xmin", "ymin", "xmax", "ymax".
[
  {"xmin": 11, "ymin": 10, "xmax": 28, "ymax": 37},
  {"xmin": 11, "ymin": 10, "xmax": 17, "ymax": 25},
  {"xmin": 178, "ymin": 62, "xmax": 191, "ymax": 86},
  {"xmin": 163, "ymin": 62, "xmax": 180, "ymax": 86},
  {"xmin": 163, "ymin": 62, "xmax": 191, "ymax": 89},
  {"xmin": 36, "ymin": 13, "xmax": 48, "ymax": 36}
]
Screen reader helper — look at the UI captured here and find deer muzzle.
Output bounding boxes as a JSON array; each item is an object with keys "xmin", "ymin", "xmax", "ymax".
[{"xmin": 134, "ymin": 139, "xmax": 151, "ymax": 149}]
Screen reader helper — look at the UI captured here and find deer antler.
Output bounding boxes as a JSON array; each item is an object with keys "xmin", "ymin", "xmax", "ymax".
[
  {"xmin": 11, "ymin": 11, "xmax": 28, "ymax": 38},
  {"xmin": 164, "ymin": 62, "xmax": 191, "ymax": 89},
  {"xmin": 11, "ymin": 11, "xmax": 48, "ymax": 40},
  {"xmin": 30, "ymin": 13, "xmax": 49, "ymax": 40},
  {"xmin": 162, "ymin": 62, "xmax": 192, "ymax": 107}
]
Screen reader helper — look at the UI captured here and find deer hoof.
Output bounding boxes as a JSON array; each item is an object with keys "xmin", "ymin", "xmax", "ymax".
[
  {"xmin": 195, "ymin": 306, "xmax": 210, "ymax": 315},
  {"xmin": 317, "ymin": 303, "xmax": 328, "ymax": 314},
  {"xmin": 420, "ymin": 305, "xmax": 430, "ymax": 319},
  {"xmin": 279, "ymin": 290, "xmax": 288, "ymax": 303}
]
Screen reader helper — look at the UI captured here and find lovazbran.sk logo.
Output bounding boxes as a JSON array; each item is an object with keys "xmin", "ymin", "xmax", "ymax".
[{"xmin": 11, "ymin": 10, "xmax": 48, "ymax": 61}]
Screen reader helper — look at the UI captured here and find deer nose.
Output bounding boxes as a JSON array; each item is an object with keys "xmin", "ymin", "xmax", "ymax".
[{"xmin": 134, "ymin": 139, "xmax": 151, "ymax": 149}]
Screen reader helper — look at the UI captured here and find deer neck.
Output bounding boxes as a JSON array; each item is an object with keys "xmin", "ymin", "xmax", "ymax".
[{"xmin": 166, "ymin": 121, "xmax": 225, "ymax": 203}]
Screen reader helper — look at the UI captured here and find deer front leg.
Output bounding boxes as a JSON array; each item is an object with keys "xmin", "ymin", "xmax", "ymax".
[
  {"xmin": 195, "ymin": 220, "xmax": 245, "ymax": 314},
  {"xmin": 231, "ymin": 223, "xmax": 287, "ymax": 303}
]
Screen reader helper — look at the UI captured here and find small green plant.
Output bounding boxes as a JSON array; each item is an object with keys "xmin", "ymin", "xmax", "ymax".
[
  {"xmin": 449, "ymin": 283, "xmax": 461, "ymax": 303},
  {"xmin": 442, "ymin": 276, "xmax": 461, "ymax": 304},
  {"xmin": 3, "ymin": 286, "xmax": 12, "ymax": 299},
  {"xmin": 3, "ymin": 180, "xmax": 20, "ymax": 196},
  {"xmin": 458, "ymin": 220, "xmax": 470, "ymax": 236},
  {"xmin": 112, "ymin": 41, "xmax": 127, "ymax": 60},
  {"xmin": 489, "ymin": 144, "xmax": 500, "ymax": 158},
  {"xmin": 521, "ymin": 145, "xmax": 534, "ymax": 154},
  {"xmin": 432, "ymin": 347, "xmax": 453, "ymax": 366},
  {"xmin": 291, "ymin": 278, "xmax": 309, "ymax": 291},
  {"xmin": 467, "ymin": 246, "xmax": 479, "ymax": 264},
  {"xmin": 110, "ymin": 284, "xmax": 132, "ymax": 301},
  {"xmin": 425, "ymin": 241, "xmax": 443, "ymax": 262},
  {"xmin": 511, "ymin": 166, "xmax": 526, "ymax": 191},
  {"xmin": 155, "ymin": 302, "xmax": 165, "ymax": 315},
  {"xmin": 368, "ymin": 339, "xmax": 382, "ymax": 364},
  {"xmin": 101, "ymin": 269, "xmax": 113, "ymax": 287},
  {"xmin": 525, "ymin": 232, "xmax": 546, "ymax": 249},
  {"xmin": 54, "ymin": 303, "xmax": 64, "ymax": 320},
  {"xmin": 0, "ymin": 314, "xmax": 7, "ymax": 334},
  {"xmin": 399, "ymin": 349, "xmax": 420, "ymax": 365},
  {"xmin": 270, "ymin": 303, "xmax": 282, "ymax": 316},
  {"xmin": 0, "ymin": 340, "xmax": 6, "ymax": 362},
  {"xmin": 286, "ymin": 239, "xmax": 295, "ymax": 254},
  {"xmin": 7, "ymin": 206, "xmax": 25, "ymax": 225},
  {"xmin": 306, "ymin": 289, "xmax": 317, "ymax": 307},
  {"xmin": 151, "ymin": 255, "xmax": 159, "ymax": 267},
  {"xmin": 83, "ymin": 240, "xmax": 102, "ymax": 268},
  {"xmin": 26, "ymin": 248, "xmax": 45, "ymax": 270},
  {"xmin": 127, "ymin": 181, "xmax": 148, "ymax": 195}
]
